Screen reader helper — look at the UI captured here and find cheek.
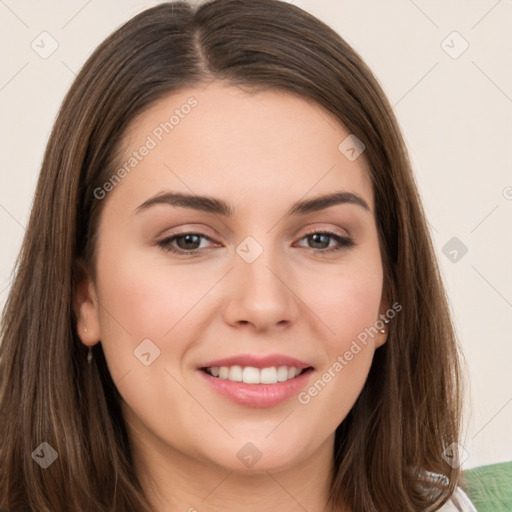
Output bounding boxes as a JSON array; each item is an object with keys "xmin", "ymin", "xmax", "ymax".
[
  {"xmin": 295, "ymin": 253, "xmax": 383, "ymax": 425},
  {"xmin": 93, "ymin": 248, "xmax": 208, "ymax": 424},
  {"xmin": 95, "ymin": 244, "xmax": 214, "ymax": 341},
  {"xmin": 307, "ymin": 255, "xmax": 384, "ymax": 346},
  {"xmin": 92, "ymin": 242, "xmax": 211, "ymax": 390}
]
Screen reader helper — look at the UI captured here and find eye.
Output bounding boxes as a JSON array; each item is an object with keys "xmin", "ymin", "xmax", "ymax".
[
  {"xmin": 295, "ymin": 229, "xmax": 354, "ymax": 254},
  {"xmin": 157, "ymin": 233, "xmax": 217, "ymax": 254}
]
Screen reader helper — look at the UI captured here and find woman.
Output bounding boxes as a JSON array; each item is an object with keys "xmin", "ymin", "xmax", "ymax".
[{"xmin": 0, "ymin": 1, "xmax": 476, "ymax": 510}]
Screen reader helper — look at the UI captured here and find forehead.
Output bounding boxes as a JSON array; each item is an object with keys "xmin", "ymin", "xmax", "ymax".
[{"xmin": 112, "ymin": 81, "xmax": 373, "ymax": 213}]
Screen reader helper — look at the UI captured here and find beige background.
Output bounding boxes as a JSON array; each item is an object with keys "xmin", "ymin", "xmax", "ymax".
[{"xmin": 0, "ymin": 0, "xmax": 511, "ymax": 469}]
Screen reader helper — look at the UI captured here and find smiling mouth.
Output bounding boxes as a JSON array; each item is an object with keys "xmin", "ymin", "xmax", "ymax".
[{"xmin": 201, "ymin": 365, "xmax": 313, "ymax": 384}]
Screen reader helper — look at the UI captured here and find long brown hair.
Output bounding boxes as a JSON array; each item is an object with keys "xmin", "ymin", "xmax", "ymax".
[{"xmin": 0, "ymin": 1, "xmax": 463, "ymax": 510}]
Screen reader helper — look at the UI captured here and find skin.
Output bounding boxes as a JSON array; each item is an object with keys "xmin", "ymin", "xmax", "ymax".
[{"xmin": 76, "ymin": 81, "xmax": 388, "ymax": 512}]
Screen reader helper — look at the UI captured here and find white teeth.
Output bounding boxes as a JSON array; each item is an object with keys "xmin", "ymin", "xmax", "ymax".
[
  {"xmin": 206, "ymin": 365, "xmax": 305, "ymax": 384},
  {"xmin": 228, "ymin": 365, "xmax": 243, "ymax": 382},
  {"xmin": 242, "ymin": 366, "xmax": 260, "ymax": 384},
  {"xmin": 277, "ymin": 366, "xmax": 289, "ymax": 382},
  {"xmin": 260, "ymin": 367, "xmax": 277, "ymax": 384}
]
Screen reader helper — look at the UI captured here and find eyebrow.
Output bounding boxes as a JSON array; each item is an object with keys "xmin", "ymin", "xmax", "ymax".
[{"xmin": 135, "ymin": 190, "xmax": 370, "ymax": 216}]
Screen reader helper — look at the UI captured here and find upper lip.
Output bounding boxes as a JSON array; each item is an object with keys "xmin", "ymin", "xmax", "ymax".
[{"xmin": 199, "ymin": 353, "xmax": 313, "ymax": 370}]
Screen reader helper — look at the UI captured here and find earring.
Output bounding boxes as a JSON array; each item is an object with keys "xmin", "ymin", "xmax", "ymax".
[
  {"xmin": 380, "ymin": 318, "xmax": 390, "ymax": 334},
  {"xmin": 87, "ymin": 346, "xmax": 93, "ymax": 364}
]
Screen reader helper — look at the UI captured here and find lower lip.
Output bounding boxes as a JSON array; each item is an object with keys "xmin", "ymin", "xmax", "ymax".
[{"xmin": 198, "ymin": 369, "xmax": 313, "ymax": 408}]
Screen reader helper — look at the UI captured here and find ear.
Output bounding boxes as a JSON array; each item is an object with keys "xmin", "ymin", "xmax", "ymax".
[{"xmin": 74, "ymin": 261, "xmax": 101, "ymax": 347}]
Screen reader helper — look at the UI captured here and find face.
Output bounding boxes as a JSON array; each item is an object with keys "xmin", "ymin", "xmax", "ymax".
[{"xmin": 77, "ymin": 82, "xmax": 388, "ymax": 475}]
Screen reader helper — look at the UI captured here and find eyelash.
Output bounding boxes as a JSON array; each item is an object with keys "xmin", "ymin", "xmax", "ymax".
[{"xmin": 157, "ymin": 228, "xmax": 354, "ymax": 256}]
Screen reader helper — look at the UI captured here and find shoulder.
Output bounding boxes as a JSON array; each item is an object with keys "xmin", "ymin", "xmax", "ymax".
[{"xmin": 436, "ymin": 486, "xmax": 478, "ymax": 512}]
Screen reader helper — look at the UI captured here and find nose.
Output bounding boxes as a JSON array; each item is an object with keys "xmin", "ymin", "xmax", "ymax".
[{"xmin": 221, "ymin": 245, "xmax": 300, "ymax": 332}]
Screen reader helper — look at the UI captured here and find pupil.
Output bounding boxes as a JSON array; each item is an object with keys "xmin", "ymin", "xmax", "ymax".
[
  {"xmin": 178, "ymin": 234, "xmax": 200, "ymax": 250},
  {"xmin": 309, "ymin": 233, "xmax": 329, "ymax": 249}
]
